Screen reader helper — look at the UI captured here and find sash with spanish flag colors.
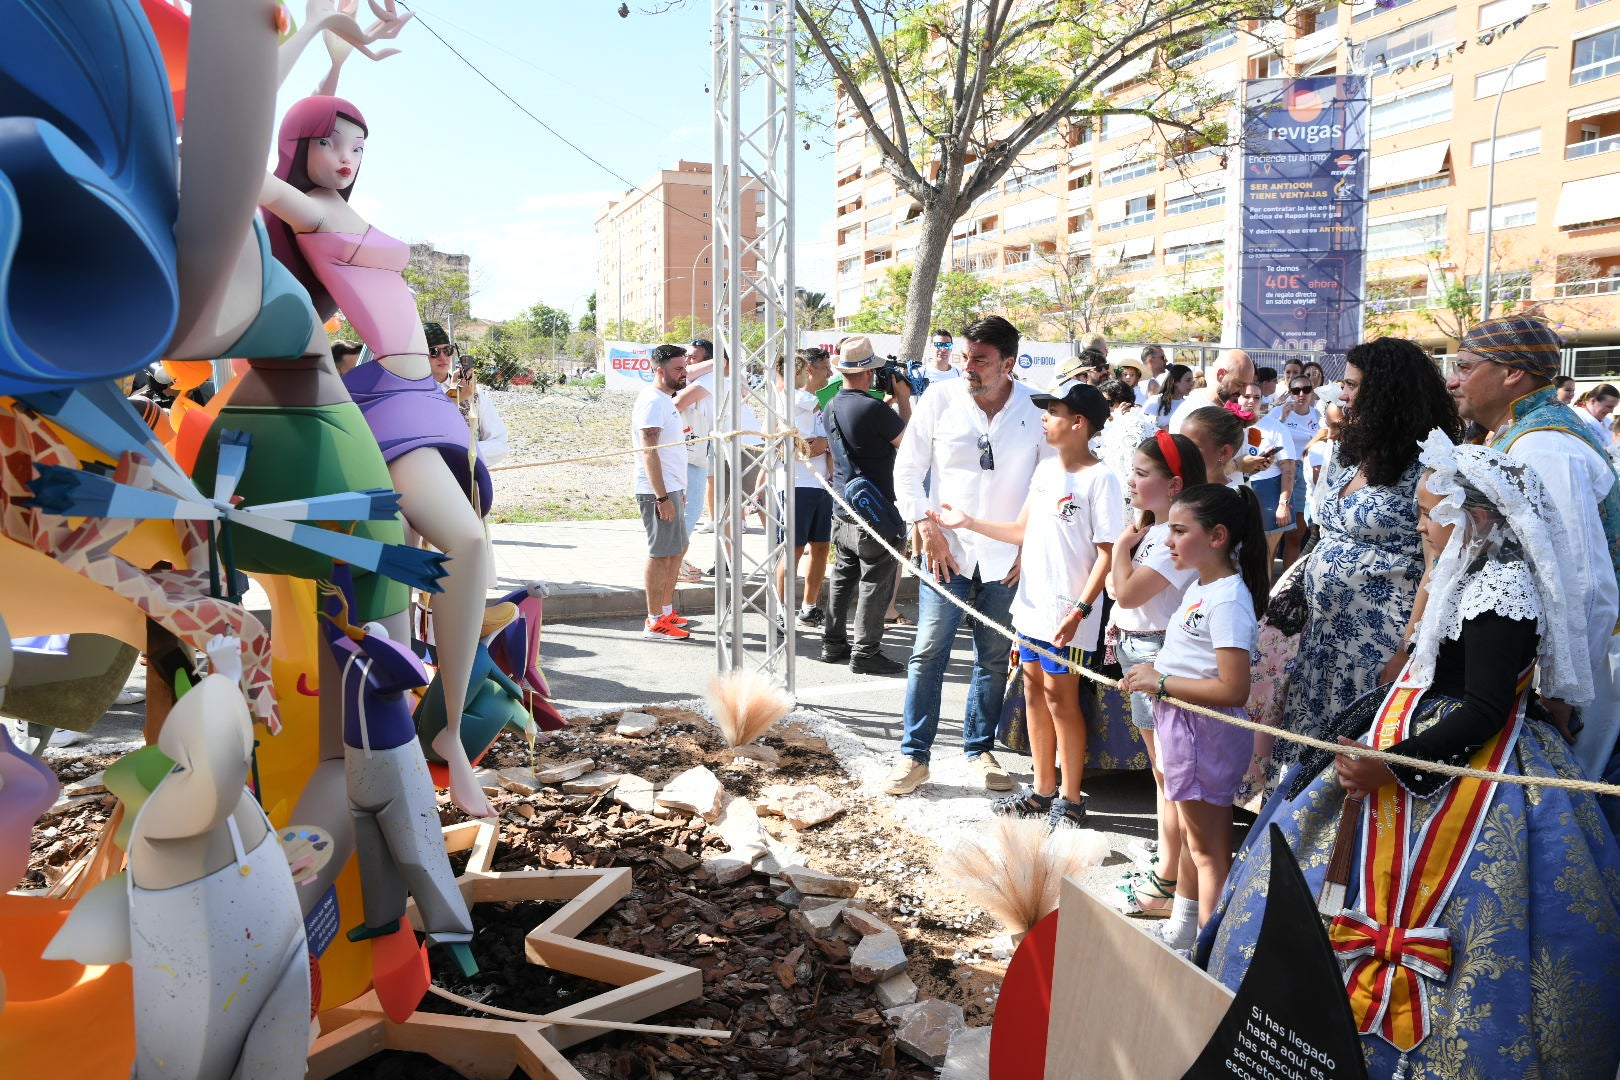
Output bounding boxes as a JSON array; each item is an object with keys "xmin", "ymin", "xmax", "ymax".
[{"xmin": 1326, "ymin": 665, "xmax": 1530, "ymax": 1056}]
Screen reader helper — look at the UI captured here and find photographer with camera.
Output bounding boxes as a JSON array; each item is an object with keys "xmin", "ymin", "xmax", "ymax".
[{"xmin": 425, "ymin": 322, "xmax": 510, "ymax": 468}]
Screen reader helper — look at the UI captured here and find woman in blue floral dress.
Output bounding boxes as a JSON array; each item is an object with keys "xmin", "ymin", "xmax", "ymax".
[{"xmin": 1280, "ymin": 339, "xmax": 1461, "ymax": 766}]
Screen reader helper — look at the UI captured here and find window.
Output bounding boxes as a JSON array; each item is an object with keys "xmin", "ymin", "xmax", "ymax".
[
  {"xmin": 1004, "ymin": 195, "xmax": 1060, "ymax": 231},
  {"xmin": 1371, "ymin": 84, "xmax": 1452, "ymax": 137},
  {"xmin": 1252, "ymin": 53, "xmax": 1285, "ymax": 79},
  {"xmin": 1367, "ymin": 210, "xmax": 1446, "ymax": 260},
  {"xmin": 1120, "ymin": 253, "xmax": 1156, "ymax": 273},
  {"xmin": 1367, "ymin": 9, "xmax": 1455, "ymax": 71},
  {"xmin": 1464, "ymin": 269, "xmax": 1533, "ymax": 303},
  {"xmin": 1166, "ymin": 29, "xmax": 1237, "ymax": 67},
  {"xmin": 1477, "ymin": 0, "xmax": 1529, "ymax": 26},
  {"xmin": 1371, "ymin": 174, "xmax": 1451, "ymax": 199},
  {"xmin": 1165, "ymin": 188, "xmax": 1227, "ymax": 215},
  {"xmin": 1470, "ymin": 128, "xmax": 1540, "ymax": 166},
  {"xmin": 1069, "ymin": 173, "xmax": 1094, "ymax": 191},
  {"xmin": 1166, "ymin": 239, "xmax": 1225, "ymax": 265},
  {"xmin": 1004, "ymin": 246, "xmax": 1032, "ymax": 267},
  {"xmin": 866, "ymin": 214, "xmax": 891, "ymax": 238},
  {"xmin": 1102, "ymin": 104, "xmax": 1150, "ymax": 141},
  {"xmin": 1468, "ymin": 199, "xmax": 1537, "ymax": 231},
  {"xmin": 1578, "ymin": 0, "xmax": 1610, "ymax": 9},
  {"xmin": 1006, "ymin": 165, "xmax": 1060, "ymax": 193},
  {"xmin": 1353, "ymin": 0, "xmax": 1417, "ymax": 22},
  {"xmin": 1300, "ymin": 3, "xmax": 1339, "ymax": 35},
  {"xmin": 836, "ymin": 256, "xmax": 859, "ymax": 275},
  {"xmin": 1574, "ymin": 27, "xmax": 1620, "ymax": 85},
  {"xmin": 1099, "ymin": 194, "xmax": 1156, "ymax": 232},
  {"xmin": 1474, "ymin": 55, "xmax": 1546, "ymax": 98},
  {"xmin": 1101, "ymin": 157, "xmax": 1157, "ymax": 186}
]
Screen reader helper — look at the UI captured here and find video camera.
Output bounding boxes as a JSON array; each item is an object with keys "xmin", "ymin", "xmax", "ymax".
[{"xmin": 873, "ymin": 355, "xmax": 929, "ymax": 398}]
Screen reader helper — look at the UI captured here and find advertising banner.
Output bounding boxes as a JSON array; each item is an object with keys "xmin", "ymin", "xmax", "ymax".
[
  {"xmin": 602, "ymin": 340, "xmax": 657, "ymax": 392},
  {"xmin": 797, "ymin": 331, "xmax": 1080, "ymax": 391},
  {"xmin": 1235, "ymin": 77, "xmax": 1368, "ymax": 367}
]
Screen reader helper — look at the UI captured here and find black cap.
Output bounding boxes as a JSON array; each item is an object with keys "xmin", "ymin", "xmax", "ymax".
[
  {"xmin": 424, "ymin": 322, "xmax": 450, "ymax": 349},
  {"xmin": 1029, "ymin": 379, "xmax": 1111, "ymax": 432}
]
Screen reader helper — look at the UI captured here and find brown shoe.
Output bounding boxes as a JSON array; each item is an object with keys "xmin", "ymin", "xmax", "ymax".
[
  {"xmin": 882, "ymin": 756, "xmax": 930, "ymax": 796},
  {"xmin": 970, "ymin": 752, "xmax": 1013, "ymax": 791}
]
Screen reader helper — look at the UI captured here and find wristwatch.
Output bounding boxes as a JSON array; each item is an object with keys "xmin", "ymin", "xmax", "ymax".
[
  {"xmin": 1072, "ymin": 598, "xmax": 1094, "ymax": 618},
  {"xmin": 655, "ymin": 494, "xmax": 671, "ymax": 503}
]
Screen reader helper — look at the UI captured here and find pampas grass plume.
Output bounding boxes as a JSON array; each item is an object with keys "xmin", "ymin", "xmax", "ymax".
[
  {"xmin": 942, "ymin": 818, "xmax": 1109, "ymax": 935},
  {"xmin": 706, "ymin": 669, "xmax": 793, "ymax": 749}
]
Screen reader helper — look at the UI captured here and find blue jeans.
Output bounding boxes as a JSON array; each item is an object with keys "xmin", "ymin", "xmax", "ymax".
[
  {"xmin": 900, "ymin": 568, "xmax": 1016, "ymax": 764},
  {"xmin": 683, "ymin": 461, "xmax": 709, "ymax": 534}
]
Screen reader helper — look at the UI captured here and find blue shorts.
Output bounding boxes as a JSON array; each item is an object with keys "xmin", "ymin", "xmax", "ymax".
[
  {"xmin": 778, "ymin": 486, "xmax": 833, "ymax": 547},
  {"xmin": 1017, "ymin": 635, "xmax": 1084, "ymax": 676},
  {"xmin": 1250, "ymin": 475, "xmax": 1288, "ymax": 535}
]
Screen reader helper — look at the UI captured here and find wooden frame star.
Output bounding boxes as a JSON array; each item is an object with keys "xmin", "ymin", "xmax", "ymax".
[{"xmin": 306, "ymin": 820, "xmax": 705, "ymax": 1079}]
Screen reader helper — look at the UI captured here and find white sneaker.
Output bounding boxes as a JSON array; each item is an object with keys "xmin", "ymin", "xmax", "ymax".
[
  {"xmin": 114, "ymin": 688, "xmax": 146, "ymax": 706},
  {"xmin": 48, "ymin": 728, "xmax": 84, "ymax": 748}
]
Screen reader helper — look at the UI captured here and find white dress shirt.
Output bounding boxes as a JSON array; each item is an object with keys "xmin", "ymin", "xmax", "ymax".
[
  {"xmin": 438, "ymin": 380, "xmax": 511, "ymax": 467},
  {"xmin": 893, "ymin": 378, "xmax": 1051, "ymax": 581}
]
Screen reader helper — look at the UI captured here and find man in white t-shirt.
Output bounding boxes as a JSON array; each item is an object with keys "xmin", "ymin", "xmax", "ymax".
[
  {"xmin": 1141, "ymin": 345, "xmax": 1168, "ymax": 399},
  {"xmin": 632, "ymin": 345, "xmax": 693, "ymax": 641},
  {"xmin": 1168, "ymin": 350, "xmax": 1254, "ymax": 436},
  {"xmin": 772, "ymin": 353, "xmax": 835, "ymax": 628},
  {"xmin": 924, "ymin": 328, "xmax": 962, "ymax": 386}
]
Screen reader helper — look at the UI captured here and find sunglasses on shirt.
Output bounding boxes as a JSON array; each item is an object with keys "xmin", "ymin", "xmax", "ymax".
[{"xmin": 977, "ymin": 433, "xmax": 994, "ymax": 471}]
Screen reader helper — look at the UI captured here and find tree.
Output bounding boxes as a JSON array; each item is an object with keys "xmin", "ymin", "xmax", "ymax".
[
  {"xmin": 794, "ymin": 0, "xmax": 1281, "ymax": 360},
  {"xmin": 1028, "ymin": 234, "xmax": 1131, "ymax": 342},
  {"xmin": 403, "ymin": 251, "xmax": 471, "ymax": 335},
  {"xmin": 796, "ymin": 289, "xmax": 836, "ymax": 330},
  {"xmin": 1163, "ymin": 261, "xmax": 1223, "ymax": 340},
  {"xmin": 845, "ymin": 265, "xmax": 911, "ymax": 333},
  {"xmin": 523, "ymin": 301, "xmax": 572, "ymax": 341},
  {"xmin": 579, "ymin": 292, "xmax": 598, "ymax": 335},
  {"xmin": 931, "ymin": 270, "xmax": 996, "ymax": 335}
]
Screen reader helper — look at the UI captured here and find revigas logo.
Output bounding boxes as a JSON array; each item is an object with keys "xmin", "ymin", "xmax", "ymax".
[
  {"xmin": 1332, "ymin": 153, "xmax": 1357, "ymax": 172},
  {"xmin": 1264, "ymin": 84, "xmax": 1341, "ymax": 144}
]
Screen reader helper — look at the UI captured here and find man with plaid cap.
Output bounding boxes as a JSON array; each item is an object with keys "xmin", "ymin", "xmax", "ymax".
[{"xmin": 1447, "ymin": 315, "xmax": 1620, "ymax": 779}]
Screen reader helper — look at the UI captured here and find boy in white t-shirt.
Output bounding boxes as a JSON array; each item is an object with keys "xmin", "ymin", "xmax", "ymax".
[
  {"xmin": 771, "ymin": 354, "xmax": 835, "ymax": 628},
  {"xmin": 1237, "ymin": 382, "xmax": 1298, "ymax": 562},
  {"xmin": 931, "ymin": 381, "xmax": 1121, "ymax": 830}
]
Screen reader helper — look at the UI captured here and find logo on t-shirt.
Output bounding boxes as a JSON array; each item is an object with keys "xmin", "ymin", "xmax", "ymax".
[
  {"xmin": 1182, "ymin": 598, "xmax": 1206, "ymax": 632},
  {"xmin": 1056, "ymin": 492, "xmax": 1078, "ymax": 520}
]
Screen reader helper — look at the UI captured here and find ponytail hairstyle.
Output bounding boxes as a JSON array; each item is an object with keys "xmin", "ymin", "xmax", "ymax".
[
  {"xmin": 1156, "ymin": 363, "xmax": 1191, "ymax": 419},
  {"xmin": 1171, "ymin": 483, "xmax": 1269, "ymax": 616}
]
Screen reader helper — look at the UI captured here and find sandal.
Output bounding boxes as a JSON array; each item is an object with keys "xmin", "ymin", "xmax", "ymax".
[
  {"xmin": 885, "ymin": 613, "xmax": 911, "ymax": 626},
  {"xmin": 1116, "ymin": 870, "xmax": 1178, "ymax": 918},
  {"xmin": 991, "ymin": 787, "xmax": 1054, "ymax": 819},
  {"xmin": 677, "ymin": 562, "xmax": 704, "ymax": 583}
]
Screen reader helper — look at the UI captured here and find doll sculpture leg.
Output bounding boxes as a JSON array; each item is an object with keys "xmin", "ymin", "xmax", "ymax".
[{"xmin": 388, "ymin": 446, "xmax": 495, "ymax": 819}]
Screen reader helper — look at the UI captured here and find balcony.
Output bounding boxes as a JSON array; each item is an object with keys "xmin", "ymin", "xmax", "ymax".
[
  {"xmin": 1098, "ymin": 210, "xmax": 1156, "ymax": 232},
  {"xmin": 1552, "ymin": 276, "xmax": 1620, "ymax": 297},
  {"xmin": 1167, "ymin": 31, "xmax": 1236, "ymax": 69},
  {"xmin": 1568, "ymin": 134, "xmax": 1620, "ymax": 159}
]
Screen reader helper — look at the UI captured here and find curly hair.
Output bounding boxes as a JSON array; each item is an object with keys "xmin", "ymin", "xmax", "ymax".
[{"xmin": 1336, "ymin": 338, "xmax": 1461, "ymax": 487}]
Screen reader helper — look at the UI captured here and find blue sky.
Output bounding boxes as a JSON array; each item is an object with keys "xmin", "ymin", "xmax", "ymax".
[{"xmin": 273, "ymin": 1, "xmax": 836, "ymax": 323}]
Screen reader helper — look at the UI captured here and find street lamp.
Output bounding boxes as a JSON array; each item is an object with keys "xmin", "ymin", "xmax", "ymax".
[
  {"xmin": 1480, "ymin": 44, "xmax": 1553, "ymax": 320},
  {"xmin": 690, "ymin": 240, "xmax": 714, "ymax": 342}
]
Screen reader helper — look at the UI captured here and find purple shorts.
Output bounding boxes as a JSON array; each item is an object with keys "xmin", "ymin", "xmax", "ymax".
[{"xmin": 1152, "ymin": 700, "xmax": 1252, "ymax": 805}]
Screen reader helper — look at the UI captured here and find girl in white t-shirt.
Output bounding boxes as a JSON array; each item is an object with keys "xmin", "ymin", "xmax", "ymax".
[
  {"xmin": 1120, "ymin": 483, "xmax": 1267, "ymax": 952},
  {"xmin": 1107, "ymin": 431, "xmax": 1207, "ymax": 917},
  {"xmin": 932, "ymin": 381, "xmax": 1120, "ymax": 831}
]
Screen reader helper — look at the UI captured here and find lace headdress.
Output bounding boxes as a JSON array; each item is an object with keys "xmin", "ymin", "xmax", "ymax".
[{"xmin": 1410, "ymin": 429, "xmax": 1593, "ymax": 705}]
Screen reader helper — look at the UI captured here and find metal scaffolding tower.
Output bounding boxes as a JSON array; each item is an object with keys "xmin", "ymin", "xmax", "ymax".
[{"xmin": 711, "ymin": 0, "xmax": 796, "ymax": 689}]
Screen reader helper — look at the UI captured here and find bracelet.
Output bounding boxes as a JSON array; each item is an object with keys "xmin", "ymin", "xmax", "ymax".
[
  {"xmin": 1156, "ymin": 673, "xmax": 1170, "ymax": 700},
  {"xmin": 1072, "ymin": 598, "xmax": 1093, "ymax": 618}
]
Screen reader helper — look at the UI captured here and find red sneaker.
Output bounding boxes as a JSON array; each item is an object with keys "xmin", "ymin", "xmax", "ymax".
[
  {"xmin": 642, "ymin": 614, "xmax": 691, "ymax": 641},
  {"xmin": 667, "ymin": 611, "xmax": 691, "ymax": 627}
]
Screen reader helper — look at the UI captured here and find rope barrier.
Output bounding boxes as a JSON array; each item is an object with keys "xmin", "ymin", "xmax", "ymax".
[
  {"xmin": 481, "ymin": 422, "xmax": 1620, "ymax": 799},
  {"xmin": 487, "ymin": 427, "xmax": 803, "ymax": 473}
]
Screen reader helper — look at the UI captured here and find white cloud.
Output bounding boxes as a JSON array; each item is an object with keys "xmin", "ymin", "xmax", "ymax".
[{"xmin": 795, "ymin": 217, "xmax": 835, "ymax": 297}]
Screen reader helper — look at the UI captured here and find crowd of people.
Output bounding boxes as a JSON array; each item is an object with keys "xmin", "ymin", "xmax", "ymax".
[{"xmin": 625, "ymin": 313, "xmax": 1620, "ymax": 1074}]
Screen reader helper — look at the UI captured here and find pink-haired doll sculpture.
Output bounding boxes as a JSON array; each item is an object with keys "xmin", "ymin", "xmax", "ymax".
[{"xmin": 260, "ymin": 96, "xmax": 495, "ymax": 819}]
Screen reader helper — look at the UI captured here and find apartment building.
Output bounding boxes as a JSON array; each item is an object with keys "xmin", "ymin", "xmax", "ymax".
[
  {"xmin": 830, "ymin": 0, "xmax": 1620, "ymax": 361},
  {"xmin": 594, "ymin": 160, "xmax": 763, "ymax": 335}
]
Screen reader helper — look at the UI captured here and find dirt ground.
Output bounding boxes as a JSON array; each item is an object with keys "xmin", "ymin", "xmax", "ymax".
[
  {"xmin": 483, "ymin": 385, "xmax": 637, "ymax": 522},
  {"xmin": 25, "ymin": 705, "xmax": 1008, "ymax": 1080}
]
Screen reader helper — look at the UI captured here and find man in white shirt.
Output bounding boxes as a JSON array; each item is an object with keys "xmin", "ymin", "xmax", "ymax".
[
  {"xmin": 426, "ymin": 323, "xmax": 510, "ymax": 468},
  {"xmin": 1269, "ymin": 373, "xmax": 1320, "ymax": 569},
  {"xmin": 888, "ymin": 315, "xmax": 1052, "ymax": 796},
  {"xmin": 1141, "ymin": 344, "xmax": 1167, "ymax": 398},
  {"xmin": 1168, "ymin": 349, "xmax": 1254, "ymax": 436},
  {"xmin": 1576, "ymin": 383, "xmax": 1619, "ymax": 446},
  {"xmin": 632, "ymin": 345, "xmax": 693, "ymax": 641},
  {"xmin": 1448, "ymin": 316, "xmax": 1620, "ymax": 779},
  {"xmin": 924, "ymin": 328, "xmax": 961, "ymax": 385}
]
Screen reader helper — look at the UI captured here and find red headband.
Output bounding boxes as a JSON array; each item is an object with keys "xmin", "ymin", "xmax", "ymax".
[{"xmin": 1155, "ymin": 429, "xmax": 1183, "ymax": 480}]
